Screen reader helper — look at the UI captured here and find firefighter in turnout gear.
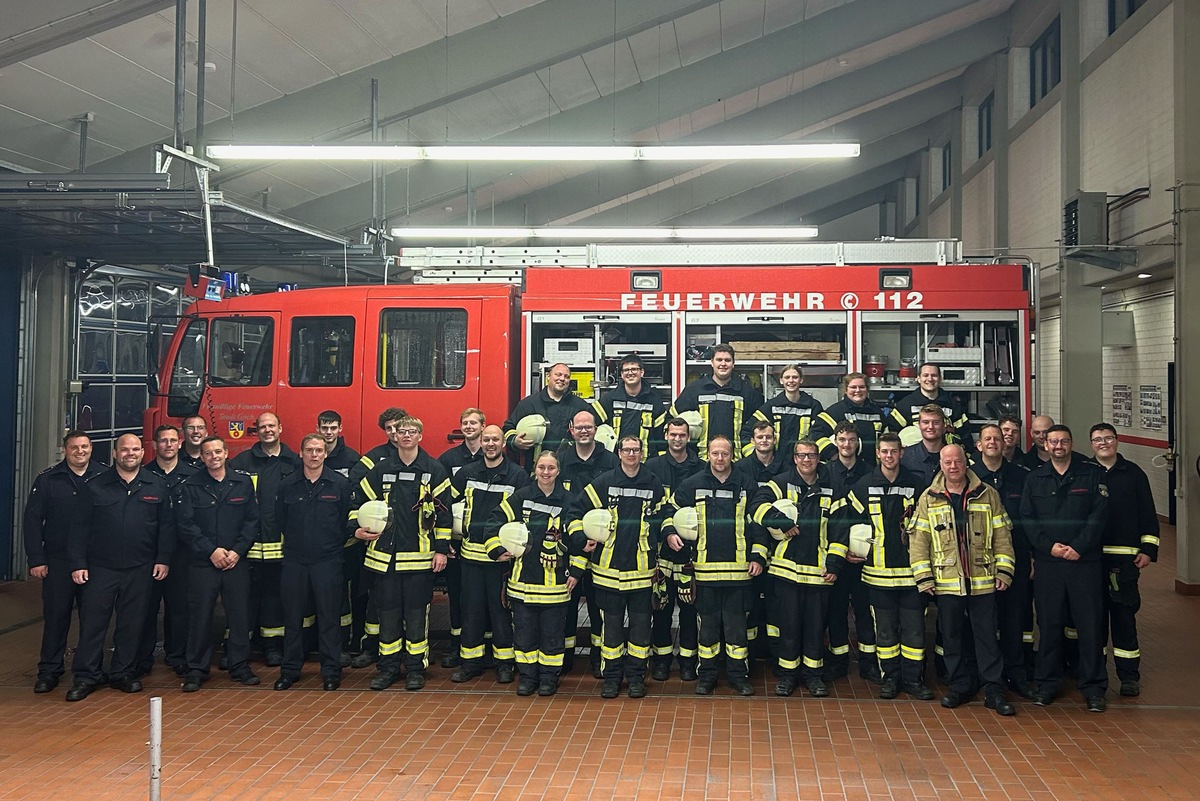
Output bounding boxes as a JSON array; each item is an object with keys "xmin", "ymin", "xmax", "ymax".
[
  {"xmin": 437, "ymin": 407, "xmax": 486, "ymax": 669},
  {"xmin": 503, "ymin": 362, "xmax": 604, "ymax": 470},
  {"xmin": 352, "ymin": 416, "xmax": 452, "ymax": 691},
  {"xmin": 558, "ymin": 410, "xmax": 617, "ymax": 677},
  {"xmin": 909, "ymin": 444, "xmax": 1017, "ymax": 716},
  {"xmin": 644, "ymin": 418, "xmax": 705, "ymax": 681},
  {"xmin": 345, "ymin": 407, "xmax": 408, "ymax": 669},
  {"xmin": 668, "ymin": 344, "xmax": 763, "ymax": 461},
  {"xmin": 811, "ymin": 373, "xmax": 896, "ymax": 466},
  {"xmin": 487, "ymin": 450, "xmax": 575, "ymax": 697},
  {"xmin": 600, "ymin": 354, "xmax": 667, "ymax": 459},
  {"xmin": 663, "ymin": 436, "xmax": 765, "ymax": 696},
  {"xmin": 568, "ymin": 435, "xmax": 665, "ymax": 699},
  {"xmin": 1087, "ymin": 423, "xmax": 1158, "ymax": 698},
  {"xmin": 227, "ymin": 412, "xmax": 300, "ymax": 667},
  {"xmin": 889, "ymin": 363, "xmax": 973, "ymax": 450},
  {"xmin": 450, "ymin": 425, "xmax": 529, "ymax": 683},
  {"xmin": 822, "ymin": 421, "xmax": 875, "ymax": 683},
  {"xmin": 741, "ymin": 364, "xmax": 823, "ymax": 459},
  {"xmin": 830, "ymin": 432, "xmax": 929, "ymax": 700},
  {"xmin": 1020, "ymin": 425, "xmax": 1110, "ymax": 712},
  {"xmin": 752, "ymin": 439, "xmax": 845, "ymax": 698}
]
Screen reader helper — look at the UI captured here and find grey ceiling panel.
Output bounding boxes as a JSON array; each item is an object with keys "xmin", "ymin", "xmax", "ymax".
[{"xmin": 1, "ymin": 0, "xmax": 173, "ymax": 68}]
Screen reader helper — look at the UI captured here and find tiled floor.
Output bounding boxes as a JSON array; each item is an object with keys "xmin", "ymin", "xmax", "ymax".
[{"xmin": 2, "ymin": 525, "xmax": 1198, "ymax": 800}]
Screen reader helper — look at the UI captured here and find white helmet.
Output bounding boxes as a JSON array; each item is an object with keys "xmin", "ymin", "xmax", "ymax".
[
  {"xmin": 767, "ymin": 498, "xmax": 799, "ymax": 540},
  {"xmin": 671, "ymin": 506, "xmax": 699, "ymax": 541},
  {"xmin": 357, "ymin": 500, "xmax": 391, "ymax": 534},
  {"xmin": 849, "ymin": 523, "xmax": 874, "ymax": 558},
  {"xmin": 678, "ymin": 410, "xmax": 704, "ymax": 441},
  {"xmin": 582, "ymin": 508, "xmax": 615, "ymax": 543},
  {"xmin": 451, "ymin": 501, "xmax": 465, "ymax": 539},
  {"xmin": 498, "ymin": 521, "xmax": 530, "ymax": 558},
  {"xmin": 594, "ymin": 423, "xmax": 618, "ymax": 452},
  {"xmin": 898, "ymin": 425, "xmax": 923, "ymax": 448},
  {"xmin": 515, "ymin": 414, "xmax": 550, "ymax": 445}
]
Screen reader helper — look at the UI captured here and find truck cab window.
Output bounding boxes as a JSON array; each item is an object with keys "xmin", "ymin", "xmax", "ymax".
[
  {"xmin": 209, "ymin": 317, "xmax": 273, "ymax": 387},
  {"xmin": 166, "ymin": 318, "xmax": 207, "ymax": 418},
  {"xmin": 290, "ymin": 316, "xmax": 355, "ymax": 387},
  {"xmin": 378, "ymin": 308, "xmax": 466, "ymax": 389}
]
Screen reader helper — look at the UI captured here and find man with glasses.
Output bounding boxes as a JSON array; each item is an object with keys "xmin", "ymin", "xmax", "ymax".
[
  {"xmin": 1020, "ymin": 425, "xmax": 1109, "ymax": 711},
  {"xmin": 752, "ymin": 440, "xmax": 842, "ymax": 697},
  {"xmin": 1087, "ymin": 423, "xmax": 1158, "ymax": 697},
  {"xmin": 601, "ymin": 354, "xmax": 666, "ymax": 458},
  {"xmin": 558, "ymin": 410, "xmax": 617, "ymax": 675},
  {"xmin": 180, "ymin": 416, "xmax": 209, "ymax": 468},
  {"xmin": 569, "ymin": 436, "xmax": 665, "ymax": 698},
  {"xmin": 352, "ymin": 417, "xmax": 452, "ymax": 691}
]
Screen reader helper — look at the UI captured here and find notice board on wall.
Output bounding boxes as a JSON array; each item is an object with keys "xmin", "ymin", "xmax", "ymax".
[
  {"xmin": 1112, "ymin": 384, "xmax": 1132, "ymax": 428},
  {"xmin": 1139, "ymin": 384, "xmax": 1162, "ymax": 430}
]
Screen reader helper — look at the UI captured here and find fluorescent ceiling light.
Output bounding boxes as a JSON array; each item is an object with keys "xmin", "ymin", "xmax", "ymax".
[
  {"xmin": 1137, "ymin": 272, "xmax": 1152, "ymax": 278},
  {"xmin": 207, "ymin": 144, "xmax": 858, "ymax": 162},
  {"xmin": 390, "ymin": 226, "xmax": 819, "ymax": 240}
]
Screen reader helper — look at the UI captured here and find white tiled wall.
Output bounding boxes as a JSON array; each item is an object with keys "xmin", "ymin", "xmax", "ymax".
[
  {"xmin": 1036, "ymin": 311, "xmax": 1062, "ymax": 423},
  {"xmin": 927, "ymin": 199, "xmax": 951, "ymax": 239},
  {"xmin": 1008, "ymin": 103, "xmax": 1062, "ymax": 263},
  {"xmin": 961, "ymin": 162, "xmax": 995, "ymax": 253},
  {"xmin": 1080, "ymin": 5, "xmax": 1174, "ymax": 245}
]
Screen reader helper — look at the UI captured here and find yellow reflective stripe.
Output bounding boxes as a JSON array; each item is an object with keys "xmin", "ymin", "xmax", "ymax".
[
  {"xmin": 1103, "ymin": 546, "xmax": 1140, "ymax": 555},
  {"xmin": 876, "ymin": 644, "xmax": 900, "ymax": 659},
  {"xmin": 1141, "ymin": 535, "xmax": 1160, "ymax": 546},
  {"xmin": 900, "ymin": 645, "xmax": 924, "ymax": 661},
  {"xmin": 802, "ymin": 655, "xmax": 823, "ymax": 669},
  {"xmin": 1112, "ymin": 647, "xmax": 1140, "ymax": 659}
]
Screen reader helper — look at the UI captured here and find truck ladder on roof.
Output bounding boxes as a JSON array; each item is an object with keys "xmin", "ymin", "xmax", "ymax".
[{"xmin": 397, "ymin": 240, "xmax": 964, "ymax": 284}]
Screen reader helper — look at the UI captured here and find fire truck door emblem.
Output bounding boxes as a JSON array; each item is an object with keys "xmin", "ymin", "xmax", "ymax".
[{"xmin": 228, "ymin": 420, "xmax": 245, "ymax": 439}]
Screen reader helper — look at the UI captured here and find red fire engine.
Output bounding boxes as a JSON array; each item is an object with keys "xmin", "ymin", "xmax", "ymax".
[{"xmin": 144, "ymin": 241, "xmax": 1033, "ymax": 455}]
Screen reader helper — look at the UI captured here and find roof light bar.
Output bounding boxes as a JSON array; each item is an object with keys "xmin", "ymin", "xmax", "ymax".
[{"xmin": 390, "ymin": 226, "xmax": 820, "ymax": 240}]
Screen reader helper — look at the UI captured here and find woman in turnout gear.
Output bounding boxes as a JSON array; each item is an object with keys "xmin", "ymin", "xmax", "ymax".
[
  {"xmin": 829, "ymin": 432, "xmax": 929, "ymax": 701},
  {"xmin": 350, "ymin": 416, "xmax": 452, "ymax": 691},
  {"xmin": 811, "ymin": 373, "xmax": 898, "ymax": 466},
  {"xmin": 661, "ymin": 435, "xmax": 766, "ymax": 697},
  {"xmin": 752, "ymin": 439, "xmax": 846, "ymax": 698},
  {"xmin": 487, "ymin": 450, "xmax": 576, "ymax": 696},
  {"xmin": 567, "ymin": 435, "xmax": 665, "ymax": 699},
  {"xmin": 740, "ymin": 364, "xmax": 824, "ymax": 460}
]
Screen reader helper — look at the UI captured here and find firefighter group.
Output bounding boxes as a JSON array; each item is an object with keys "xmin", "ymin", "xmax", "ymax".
[{"xmin": 25, "ymin": 346, "xmax": 1158, "ymax": 714}]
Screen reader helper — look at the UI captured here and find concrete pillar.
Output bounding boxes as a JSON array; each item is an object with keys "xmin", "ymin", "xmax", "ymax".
[
  {"xmin": 1057, "ymin": 0, "xmax": 1103, "ymax": 432},
  {"xmin": 992, "ymin": 52, "xmax": 1010, "ymax": 250},
  {"xmin": 949, "ymin": 108, "xmax": 963, "ymax": 239},
  {"xmin": 1173, "ymin": 0, "xmax": 1200, "ymax": 593}
]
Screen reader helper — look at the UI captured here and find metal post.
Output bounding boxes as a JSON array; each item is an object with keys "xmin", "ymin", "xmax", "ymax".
[
  {"xmin": 173, "ymin": 0, "xmax": 187, "ymax": 149},
  {"xmin": 370, "ymin": 78, "xmax": 380, "ymax": 224},
  {"xmin": 75, "ymin": 114, "xmax": 92, "ymax": 172},
  {"xmin": 195, "ymin": 0, "xmax": 207, "ymax": 152},
  {"xmin": 197, "ymin": 166, "xmax": 216, "ymax": 267},
  {"xmin": 149, "ymin": 696, "xmax": 162, "ymax": 801}
]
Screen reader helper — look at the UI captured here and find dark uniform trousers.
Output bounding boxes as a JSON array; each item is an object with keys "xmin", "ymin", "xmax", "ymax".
[
  {"xmin": 775, "ymin": 581, "xmax": 829, "ymax": 681},
  {"xmin": 186, "ymin": 560, "xmax": 252, "ymax": 678},
  {"xmin": 72, "ymin": 564, "xmax": 155, "ymax": 684},
  {"xmin": 566, "ymin": 571, "xmax": 604, "ymax": 667},
  {"xmin": 281, "ymin": 559, "xmax": 344, "ymax": 679},
  {"xmin": 249, "ymin": 560, "xmax": 284, "ymax": 647},
  {"xmin": 342, "ymin": 540, "xmax": 370, "ymax": 651},
  {"xmin": 375, "ymin": 570, "xmax": 435, "ymax": 674},
  {"xmin": 38, "ymin": 557, "xmax": 84, "ymax": 681},
  {"xmin": 1105, "ymin": 560, "xmax": 1142, "ymax": 682},
  {"xmin": 826, "ymin": 561, "xmax": 876, "ymax": 673},
  {"xmin": 597, "ymin": 587, "xmax": 653, "ymax": 682},
  {"xmin": 651, "ymin": 574, "xmax": 699, "ymax": 671},
  {"xmin": 695, "ymin": 583, "xmax": 750, "ymax": 683},
  {"xmin": 442, "ymin": 547, "xmax": 463, "ymax": 651},
  {"xmin": 870, "ymin": 586, "xmax": 925, "ymax": 684},
  {"xmin": 997, "ymin": 551, "xmax": 1034, "ymax": 683},
  {"xmin": 513, "ymin": 599, "xmax": 568, "ymax": 682},
  {"xmin": 937, "ymin": 593, "xmax": 1004, "ymax": 695},
  {"xmin": 136, "ymin": 547, "xmax": 191, "ymax": 674},
  {"xmin": 746, "ymin": 571, "xmax": 773, "ymax": 661},
  {"xmin": 1033, "ymin": 559, "xmax": 1107, "ymax": 697},
  {"xmin": 459, "ymin": 561, "xmax": 514, "ymax": 667}
]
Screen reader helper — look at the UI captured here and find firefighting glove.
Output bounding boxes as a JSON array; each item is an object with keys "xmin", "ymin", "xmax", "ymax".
[
  {"xmin": 676, "ymin": 563, "xmax": 696, "ymax": 606},
  {"xmin": 652, "ymin": 568, "xmax": 668, "ymax": 611}
]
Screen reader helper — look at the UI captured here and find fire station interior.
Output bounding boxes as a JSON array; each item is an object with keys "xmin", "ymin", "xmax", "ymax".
[{"xmin": 1, "ymin": 1, "xmax": 1199, "ymax": 799}]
